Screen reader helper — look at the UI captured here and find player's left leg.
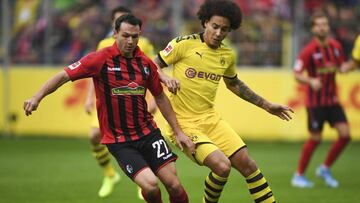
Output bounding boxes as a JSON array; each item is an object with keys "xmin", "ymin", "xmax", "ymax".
[
  {"xmin": 134, "ymin": 168, "xmax": 163, "ymax": 203},
  {"xmin": 316, "ymin": 123, "xmax": 350, "ymax": 188},
  {"xmin": 230, "ymin": 148, "xmax": 276, "ymax": 203},
  {"xmin": 157, "ymin": 162, "xmax": 189, "ymax": 203},
  {"xmin": 317, "ymin": 105, "xmax": 351, "ymax": 188}
]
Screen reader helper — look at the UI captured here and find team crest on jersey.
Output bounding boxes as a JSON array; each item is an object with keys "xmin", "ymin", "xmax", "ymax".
[
  {"xmin": 68, "ymin": 61, "xmax": 81, "ymax": 70},
  {"xmin": 313, "ymin": 53, "xmax": 322, "ymax": 60},
  {"xmin": 163, "ymin": 43, "xmax": 173, "ymax": 56},
  {"xmin": 220, "ymin": 57, "xmax": 226, "ymax": 66},
  {"xmin": 112, "ymin": 82, "xmax": 145, "ymax": 95},
  {"xmin": 126, "ymin": 164, "xmax": 133, "ymax": 174},
  {"xmin": 144, "ymin": 66, "xmax": 150, "ymax": 76}
]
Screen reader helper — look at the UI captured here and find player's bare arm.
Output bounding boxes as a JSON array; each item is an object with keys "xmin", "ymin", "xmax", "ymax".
[
  {"xmin": 154, "ymin": 56, "xmax": 180, "ymax": 94},
  {"xmin": 84, "ymin": 79, "xmax": 95, "ymax": 115},
  {"xmin": 294, "ymin": 72, "xmax": 322, "ymax": 91},
  {"xmin": 23, "ymin": 70, "xmax": 70, "ymax": 116},
  {"xmin": 224, "ymin": 76, "xmax": 293, "ymax": 121},
  {"xmin": 340, "ymin": 60, "xmax": 358, "ymax": 73},
  {"xmin": 153, "ymin": 91, "xmax": 195, "ymax": 154}
]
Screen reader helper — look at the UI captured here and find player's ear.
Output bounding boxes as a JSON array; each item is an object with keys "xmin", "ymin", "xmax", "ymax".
[{"xmin": 113, "ymin": 29, "xmax": 118, "ymax": 39}]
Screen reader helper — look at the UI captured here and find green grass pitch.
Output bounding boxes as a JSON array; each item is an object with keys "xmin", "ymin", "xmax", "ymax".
[{"xmin": 0, "ymin": 136, "xmax": 359, "ymax": 203}]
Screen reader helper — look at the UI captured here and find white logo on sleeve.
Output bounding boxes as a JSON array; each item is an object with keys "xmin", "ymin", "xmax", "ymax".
[
  {"xmin": 163, "ymin": 43, "xmax": 173, "ymax": 56},
  {"xmin": 144, "ymin": 66, "xmax": 150, "ymax": 75},
  {"xmin": 68, "ymin": 61, "xmax": 81, "ymax": 70},
  {"xmin": 294, "ymin": 59, "xmax": 303, "ymax": 71}
]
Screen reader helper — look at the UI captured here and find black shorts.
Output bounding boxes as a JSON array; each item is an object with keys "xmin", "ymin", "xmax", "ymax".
[
  {"xmin": 106, "ymin": 131, "xmax": 177, "ymax": 179},
  {"xmin": 307, "ymin": 104, "xmax": 347, "ymax": 132}
]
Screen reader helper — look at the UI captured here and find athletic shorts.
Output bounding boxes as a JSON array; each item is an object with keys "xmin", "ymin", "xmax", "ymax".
[
  {"xmin": 91, "ymin": 113, "xmax": 99, "ymax": 128},
  {"xmin": 106, "ymin": 131, "xmax": 177, "ymax": 179},
  {"xmin": 164, "ymin": 112, "xmax": 246, "ymax": 165},
  {"xmin": 307, "ymin": 104, "xmax": 348, "ymax": 132}
]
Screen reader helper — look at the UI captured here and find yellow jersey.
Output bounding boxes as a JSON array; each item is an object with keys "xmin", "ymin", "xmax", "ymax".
[
  {"xmin": 97, "ymin": 36, "xmax": 155, "ymax": 58},
  {"xmin": 158, "ymin": 33, "xmax": 237, "ymax": 119},
  {"xmin": 352, "ymin": 35, "xmax": 360, "ymax": 62}
]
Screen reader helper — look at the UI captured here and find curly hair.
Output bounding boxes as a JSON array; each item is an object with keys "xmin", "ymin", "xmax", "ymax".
[{"xmin": 197, "ymin": 0, "xmax": 242, "ymax": 30}]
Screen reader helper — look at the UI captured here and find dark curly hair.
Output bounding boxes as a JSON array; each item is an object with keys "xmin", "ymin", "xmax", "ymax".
[{"xmin": 197, "ymin": 0, "xmax": 242, "ymax": 30}]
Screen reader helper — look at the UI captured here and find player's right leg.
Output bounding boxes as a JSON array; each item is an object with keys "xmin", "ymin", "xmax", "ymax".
[
  {"xmin": 201, "ymin": 147, "xmax": 231, "ymax": 203},
  {"xmin": 292, "ymin": 107, "xmax": 324, "ymax": 188},
  {"xmin": 89, "ymin": 118, "xmax": 119, "ymax": 198},
  {"xmin": 292, "ymin": 132, "xmax": 320, "ymax": 188},
  {"xmin": 163, "ymin": 117, "xmax": 230, "ymax": 203}
]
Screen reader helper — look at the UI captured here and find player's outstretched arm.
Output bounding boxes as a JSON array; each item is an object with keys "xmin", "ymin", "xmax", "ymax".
[
  {"xmin": 154, "ymin": 92, "xmax": 195, "ymax": 154},
  {"xmin": 24, "ymin": 70, "xmax": 70, "ymax": 116},
  {"xmin": 223, "ymin": 76, "xmax": 293, "ymax": 121},
  {"xmin": 153, "ymin": 56, "xmax": 180, "ymax": 95},
  {"xmin": 340, "ymin": 60, "xmax": 358, "ymax": 73}
]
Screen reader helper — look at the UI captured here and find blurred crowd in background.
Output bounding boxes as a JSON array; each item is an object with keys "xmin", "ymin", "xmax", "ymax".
[{"xmin": 1, "ymin": 0, "xmax": 360, "ymax": 67}]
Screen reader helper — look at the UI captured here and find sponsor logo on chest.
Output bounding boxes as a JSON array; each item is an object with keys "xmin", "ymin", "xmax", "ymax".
[
  {"xmin": 112, "ymin": 82, "xmax": 145, "ymax": 95},
  {"xmin": 185, "ymin": 67, "xmax": 221, "ymax": 82}
]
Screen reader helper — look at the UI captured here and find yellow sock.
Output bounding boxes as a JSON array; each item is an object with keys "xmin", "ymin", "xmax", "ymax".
[
  {"xmin": 92, "ymin": 144, "xmax": 115, "ymax": 177},
  {"xmin": 246, "ymin": 169, "xmax": 275, "ymax": 203},
  {"xmin": 203, "ymin": 172, "xmax": 228, "ymax": 203}
]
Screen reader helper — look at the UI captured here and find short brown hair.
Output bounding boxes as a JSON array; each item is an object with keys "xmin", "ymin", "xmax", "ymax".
[{"xmin": 310, "ymin": 11, "xmax": 328, "ymax": 27}]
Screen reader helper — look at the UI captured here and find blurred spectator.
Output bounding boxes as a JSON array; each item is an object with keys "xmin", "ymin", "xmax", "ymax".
[{"xmin": 6, "ymin": 0, "xmax": 360, "ymax": 66}]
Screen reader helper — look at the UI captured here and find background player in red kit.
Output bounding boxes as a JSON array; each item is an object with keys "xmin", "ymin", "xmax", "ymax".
[
  {"xmin": 23, "ymin": 14, "xmax": 194, "ymax": 203},
  {"xmin": 291, "ymin": 11, "xmax": 351, "ymax": 188}
]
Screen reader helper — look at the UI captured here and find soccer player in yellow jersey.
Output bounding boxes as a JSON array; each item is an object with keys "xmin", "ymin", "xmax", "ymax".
[
  {"xmin": 83, "ymin": 6, "xmax": 156, "ymax": 198},
  {"xmin": 341, "ymin": 35, "xmax": 360, "ymax": 72},
  {"xmin": 154, "ymin": 0, "xmax": 294, "ymax": 202}
]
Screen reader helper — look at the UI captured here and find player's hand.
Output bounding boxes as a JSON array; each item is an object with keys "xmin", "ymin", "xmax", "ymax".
[
  {"xmin": 84, "ymin": 97, "xmax": 94, "ymax": 115},
  {"xmin": 309, "ymin": 78, "xmax": 321, "ymax": 91},
  {"xmin": 161, "ymin": 74, "xmax": 180, "ymax": 95},
  {"xmin": 174, "ymin": 131, "xmax": 195, "ymax": 155},
  {"xmin": 265, "ymin": 102, "xmax": 294, "ymax": 121},
  {"xmin": 23, "ymin": 97, "xmax": 40, "ymax": 116},
  {"xmin": 339, "ymin": 62, "xmax": 353, "ymax": 73}
]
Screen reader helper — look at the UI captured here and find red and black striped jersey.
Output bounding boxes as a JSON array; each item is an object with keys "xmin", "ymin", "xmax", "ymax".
[
  {"xmin": 294, "ymin": 37, "xmax": 345, "ymax": 107},
  {"xmin": 65, "ymin": 42, "xmax": 163, "ymax": 144}
]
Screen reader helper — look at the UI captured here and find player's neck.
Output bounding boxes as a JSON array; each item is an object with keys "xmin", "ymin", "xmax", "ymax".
[{"xmin": 315, "ymin": 36, "xmax": 328, "ymax": 46}]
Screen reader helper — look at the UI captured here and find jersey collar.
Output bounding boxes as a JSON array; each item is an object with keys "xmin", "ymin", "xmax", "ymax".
[
  {"xmin": 111, "ymin": 42, "xmax": 142, "ymax": 58},
  {"xmin": 199, "ymin": 32, "xmax": 205, "ymax": 43}
]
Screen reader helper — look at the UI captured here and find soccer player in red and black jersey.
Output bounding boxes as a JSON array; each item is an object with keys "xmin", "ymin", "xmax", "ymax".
[
  {"xmin": 291, "ymin": 11, "xmax": 351, "ymax": 188},
  {"xmin": 24, "ymin": 14, "xmax": 195, "ymax": 203}
]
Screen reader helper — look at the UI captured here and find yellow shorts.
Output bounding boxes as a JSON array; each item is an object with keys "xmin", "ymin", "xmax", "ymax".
[
  {"xmin": 164, "ymin": 112, "xmax": 245, "ymax": 165},
  {"xmin": 91, "ymin": 113, "xmax": 99, "ymax": 128}
]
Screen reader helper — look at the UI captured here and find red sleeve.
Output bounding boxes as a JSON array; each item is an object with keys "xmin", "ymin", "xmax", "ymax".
[
  {"xmin": 64, "ymin": 51, "xmax": 105, "ymax": 81},
  {"xmin": 294, "ymin": 47, "xmax": 310, "ymax": 74},
  {"xmin": 146, "ymin": 59, "xmax": 163, "ymax": 97}
]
